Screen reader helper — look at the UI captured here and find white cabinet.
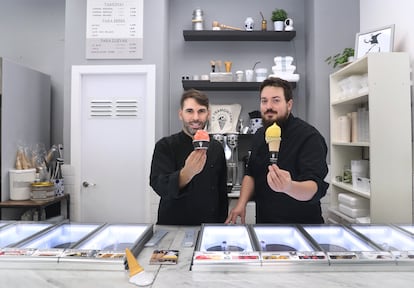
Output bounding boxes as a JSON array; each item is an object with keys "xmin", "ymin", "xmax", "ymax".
[{"xmin": 328, "ymin": 53, "xmax": 412, "ymax": 224}]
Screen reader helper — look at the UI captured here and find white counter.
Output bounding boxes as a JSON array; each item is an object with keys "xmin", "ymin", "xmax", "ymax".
[{"xmin": 2, "ymin": 225, "xmax": 414, "ymax": 287}]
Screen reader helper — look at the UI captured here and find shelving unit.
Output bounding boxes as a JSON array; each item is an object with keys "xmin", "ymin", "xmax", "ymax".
[
  {"xmin": 328, "ymin": 52, "xmax": 412, "ymax": 224},
  {"xmin": 182, "ymin": 30, "xmax": 297, "ymax": 92},
  {"xmin": 182, "ymin": 80, "xmax": 296, "ymax": 91},
  {"xmin": 183, "ymin": 30, "xmax": 296, "ymax": 41}
]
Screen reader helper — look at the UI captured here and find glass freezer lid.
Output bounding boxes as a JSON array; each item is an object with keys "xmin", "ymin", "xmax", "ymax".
[
  {"xmin": 18, "ymin": 223, "xmax": 102, "ymax": 249},
  {"xmin": 397, "ymin": 225, "xmax": 414, "ymax": 235},
  {"xmin": 252, "ymin": 225, "xmax": 316, "ymax": 252},
  {"xmin": 351, "ymin": 225, "xmax": 414, "ymax": 251},
  {"xmin": 302, "ymin": 225, "xmax": 377, "ymax": 252},
  {"xmin": 197, "ymin": 225, "xmax": 255, "ymax": 252},
  {"xmin": 193, "ymin": 224, "xmax": 260, "ymax": 265},
  {"xmin": 74, "ymin": 224, "xmax": 152, "ymax": 251},
  {"xmin": 0, "ymin": 222, "xmax": 54, "ymax": 248}
]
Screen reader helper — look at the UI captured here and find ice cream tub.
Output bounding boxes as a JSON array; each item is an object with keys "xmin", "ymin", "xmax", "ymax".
[{"xmin": 193, "ymin": 130, "xmax": 210, "ymax": 150}]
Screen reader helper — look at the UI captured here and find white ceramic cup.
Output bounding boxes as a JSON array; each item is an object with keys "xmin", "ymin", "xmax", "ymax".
[
  {"xmin": 245, "ymin": 69, "xmax": 254, "ymax": 82},
  {"xmin": 235, "ymin": 70, "xmax": 244, "ymax": 82}
]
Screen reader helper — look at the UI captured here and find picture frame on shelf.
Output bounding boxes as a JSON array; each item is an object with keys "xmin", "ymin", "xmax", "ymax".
[{"xmin": 355, "ymin": 24, "xmax": 395, "ymax": 59}]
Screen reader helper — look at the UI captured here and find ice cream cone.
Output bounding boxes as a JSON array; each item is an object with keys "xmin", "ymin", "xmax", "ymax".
[
  {"xmin": 265, "ymin": 123, "xmax": 282, "ymax": 164},
  {"xmin": 267, "ymin": 138, "xmax": 281, "ymax": 152},
  {"xmin": 125, "ymin": 248, "xmax": 154, "ymax": 286}
]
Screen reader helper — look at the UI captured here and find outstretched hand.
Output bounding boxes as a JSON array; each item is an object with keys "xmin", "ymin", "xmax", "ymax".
[{"xmin": 267, "ymin": 164, "xmax": 292, "ymax": 194}]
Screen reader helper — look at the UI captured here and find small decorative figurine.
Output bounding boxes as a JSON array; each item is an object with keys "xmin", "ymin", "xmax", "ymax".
[{"xmin": 244, "ymin": 17, "xmax": 254, "ymax": 31}]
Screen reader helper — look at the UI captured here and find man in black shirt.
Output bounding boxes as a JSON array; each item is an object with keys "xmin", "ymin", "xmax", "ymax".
[
  {"xmin": 226, "ymin": 78, "xmax": 328, "ymax": 224},
  {"xmin": 150, "ymin": 89, "xmax": 228, "ymax": 225}
]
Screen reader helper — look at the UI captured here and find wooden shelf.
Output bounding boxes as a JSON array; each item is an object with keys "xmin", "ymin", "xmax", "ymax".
[
  {"xmin": 183, "ymin": 30, "xmax": 296, "ymax": 41},
  {"xmin": 182, "ymin": 80, "xmax": 296, "ymax": 91},
  {"xmin": 0, "ymin": 194, "xmax": 70, "ymax": 220}
]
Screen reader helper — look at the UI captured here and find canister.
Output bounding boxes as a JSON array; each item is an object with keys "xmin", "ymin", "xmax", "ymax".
[
  {"xmin": 31, "ymin": 181, "xmax": 55, "ymax": 200},
  {"xmin": 192, "ymin": 9, "xmax": 204, "ymax": 30}
]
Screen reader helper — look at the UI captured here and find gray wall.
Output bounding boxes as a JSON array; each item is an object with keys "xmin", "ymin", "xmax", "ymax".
[
  {"xmin": 1, "ymin": 0, "xmax": 360, "ymax": 164},
  {"xmin": 305, "ymin": 0, "xmax": 360, "ymax": 161},
  {"xmin": 168, "ymin": 0, "xmax": 307, "ymax": 134},
  {"xmin": 0, "ymin": 0, "xmax": 65, "ymax": 146}
]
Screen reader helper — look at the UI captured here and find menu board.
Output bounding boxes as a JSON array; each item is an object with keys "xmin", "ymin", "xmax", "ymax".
[{"xmin": 86, "ymin": 0, "xmax": 143, "ymax": 59}]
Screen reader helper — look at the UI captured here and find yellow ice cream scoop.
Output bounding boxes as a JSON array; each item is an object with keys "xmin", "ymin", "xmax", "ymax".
[{"xmin": 265, "ymin": 123, "xmax": 281, "ymax": 143}]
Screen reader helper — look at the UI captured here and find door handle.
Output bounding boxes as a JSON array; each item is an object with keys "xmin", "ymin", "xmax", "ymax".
[{"xmin": 82, "ymin": 181, "xmax": 96, "ymax": 188}]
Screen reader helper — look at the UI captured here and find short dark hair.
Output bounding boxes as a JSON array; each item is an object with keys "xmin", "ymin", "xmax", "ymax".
[
  {"xmin": 180, "ymin": 89, "xmax": 209, "ymax": 109},
  {"xmin": 259, "ymin": 77, "xmax": 293, "ymax": 102}
]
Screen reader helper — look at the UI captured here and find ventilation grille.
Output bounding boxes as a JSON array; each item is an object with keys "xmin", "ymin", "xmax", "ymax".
[{"xmin": 89, "ymin": 99, "xmax": 139, "ymax": 118}]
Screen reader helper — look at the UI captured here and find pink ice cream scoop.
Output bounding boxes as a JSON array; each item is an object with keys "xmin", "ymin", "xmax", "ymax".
[{"xmin": 193, "ymin": 130, "xmax": 210, "ymax": 150}]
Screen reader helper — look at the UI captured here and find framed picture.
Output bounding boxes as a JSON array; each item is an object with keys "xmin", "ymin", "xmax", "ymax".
[{"xmin": 355, "ymin": 24, "xmax": 395, "ymax": 59}]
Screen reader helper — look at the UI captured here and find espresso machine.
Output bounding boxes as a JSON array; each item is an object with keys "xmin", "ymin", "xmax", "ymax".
[{"xmin": 224, "ymin": 134, "xmax": 239, "ymax": 190}]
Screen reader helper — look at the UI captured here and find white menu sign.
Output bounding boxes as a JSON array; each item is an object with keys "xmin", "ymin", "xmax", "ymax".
[{"xmin": 86, "ymin": 0, "xmax": 143, "ymax": 59}]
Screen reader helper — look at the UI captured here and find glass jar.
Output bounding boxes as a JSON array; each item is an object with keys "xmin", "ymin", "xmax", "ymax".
[{"xmin": 31, "ymin": 181, "xmax": 55, "ymax": 200}]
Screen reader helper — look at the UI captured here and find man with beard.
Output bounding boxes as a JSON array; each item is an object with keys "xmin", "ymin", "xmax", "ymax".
[
  {"xmin": 226, "ymin": 77, "xmax": 328, "ymax": 224},
  {"xmin": 150, "ymin": 89, "xmax": 228, "ymax": 225}
]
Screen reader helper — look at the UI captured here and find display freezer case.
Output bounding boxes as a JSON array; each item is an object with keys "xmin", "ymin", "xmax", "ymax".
[
  {"xmin": 10, "ymin": 223, "xmax": 104, "ymax": 263},
  {"xmin": 0, "ymin": 222, "xmax": 54, "ymax": 248},
  {"xmin": 351, "ymin": 224, "xmax": 414, "ymax": 268},
  {"xmin": 250, "ymin": 225, "xmax": 328, "ymax": 271},
  {"xmin": 0, "ymin": 222, "xmax": 56, "ymax": 269},
  {"xmin": 300, "ymin": 225, "xmax": 395, "ymax": 271},
  {"xmin": 192, "ymin": 224, "xmax": 260, "ymax": 271},
  {"xmin": 59, "ymin": 223, "xmax": 153, "ymax": 270}
]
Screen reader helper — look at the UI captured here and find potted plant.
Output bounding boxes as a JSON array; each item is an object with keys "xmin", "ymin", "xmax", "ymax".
[
  {"xmin": 271, "ymin": 8, "xmax": 287, "ymax": 31},
  {"xmin": 325, "ymin": 48, "xmax": 355, "ymax": 68}
]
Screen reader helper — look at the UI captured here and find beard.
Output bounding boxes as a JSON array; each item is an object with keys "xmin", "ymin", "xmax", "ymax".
[
  {"xmin": 183, "ymin": 120, "xmax": 207, "ymax": 136},
  {"xmin": 261, "ymin": 109, "xmax": 289, "ymax": 128}
]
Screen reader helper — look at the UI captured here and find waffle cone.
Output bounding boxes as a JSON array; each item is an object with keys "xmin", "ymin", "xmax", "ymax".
[
  {"xmin": 267, "ymin": 138, "xmax": 281, "ymax": 152},
  {"xmin": 126, "ymin": 248, "xmax": 144, "ymax": 277}
]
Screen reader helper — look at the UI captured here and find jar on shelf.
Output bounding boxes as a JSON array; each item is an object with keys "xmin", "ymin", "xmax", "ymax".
[
  {"xmin": 31, "ymin": 181, "xmax": 55, "ymax": 200},
  {"xmin": 192, "ymin": 9, "xmax": 204, "ymax": 31}
]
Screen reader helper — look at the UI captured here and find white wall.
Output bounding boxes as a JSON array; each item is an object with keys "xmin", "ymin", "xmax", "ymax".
[
  {"xmin": 360, "ymin": 0, "xmax": 414, "ymax": 222},
  {"xmin": 0, "ymin": 0, "xmax": 65, "ymax": 145}
]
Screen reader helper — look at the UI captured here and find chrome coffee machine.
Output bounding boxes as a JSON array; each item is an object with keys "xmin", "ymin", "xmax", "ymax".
[
  {"xmin": 212, "ymin": 133, "xmax": 252, "ymax": 194},
  {"xmin": 225, "ymin": 133, "xmax": 239, "ymax": 189}
]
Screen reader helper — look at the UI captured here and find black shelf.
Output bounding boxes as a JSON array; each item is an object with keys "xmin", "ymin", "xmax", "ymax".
[
  {"xmin": 182, "ymin": 80, "xmax": 296, "ymax": 91},
  {"xmin": 183, "ymin": 30, "xmax": 296, "ymax": 41}
]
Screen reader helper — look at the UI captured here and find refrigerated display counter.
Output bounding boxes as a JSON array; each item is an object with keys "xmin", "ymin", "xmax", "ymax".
[
  {"xmin": 251, "ymin": 224, "xmax": 327, "ymax": 271},
  {"xmin": 350, "ymin": 224, "xmax": 414, "ymax": 268},
  {"xmin": 1, "ymin": 223, "xmax": 414, "ymax": 287}
]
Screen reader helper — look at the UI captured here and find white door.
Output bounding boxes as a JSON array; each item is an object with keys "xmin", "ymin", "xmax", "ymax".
[{"xmin": 71, "ymin": 65, "xmax": 155, "ymax": 223}]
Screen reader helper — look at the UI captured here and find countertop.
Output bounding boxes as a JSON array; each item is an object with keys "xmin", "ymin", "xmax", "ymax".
[{"xmin": 1, "ymin": 225, "xmax": 414, "ymax": 287}]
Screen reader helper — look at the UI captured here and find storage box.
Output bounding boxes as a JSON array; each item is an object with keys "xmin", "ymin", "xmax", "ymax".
[
  {"xmin": 338, "ymin": 193, "xmax": 369, "ymax": 208},
  {"xmin": 9, "ymin": 169, "xmax": 36, "ymax": 200},
  {"xmin": 209, "ymin": 72, "xmax": 233, "ymax": 82},
  {"xmin": 353, "ymin": 177, "xmax": 371, "ymax": 193},
  {"xmin": 339, "ymin": 203, "xmax": 369, "ymax": 218}
]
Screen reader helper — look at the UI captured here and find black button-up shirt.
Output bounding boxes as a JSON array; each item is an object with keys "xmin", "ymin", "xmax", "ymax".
[
  {"xmin": 150, "ymin": 131, "xmax": 228, "ymax": 225},
  {"xmin": 247, "ymin": 114, "xmax": 329, "ymax": 224}
]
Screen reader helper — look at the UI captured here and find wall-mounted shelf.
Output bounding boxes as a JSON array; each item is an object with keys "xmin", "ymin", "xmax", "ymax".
[
  {"xmin": 183, "ymin": 30, "xmax": 296, "ymax": 41},
  {"xmin": 182, "ymin": 80, "xmax": 296, "ymax": 91}
]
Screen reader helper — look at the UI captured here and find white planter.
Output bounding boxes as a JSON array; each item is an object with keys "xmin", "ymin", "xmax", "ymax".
[{"xmin": 273, "ymin": 21, "xmax": 284, "ymax": 31}]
